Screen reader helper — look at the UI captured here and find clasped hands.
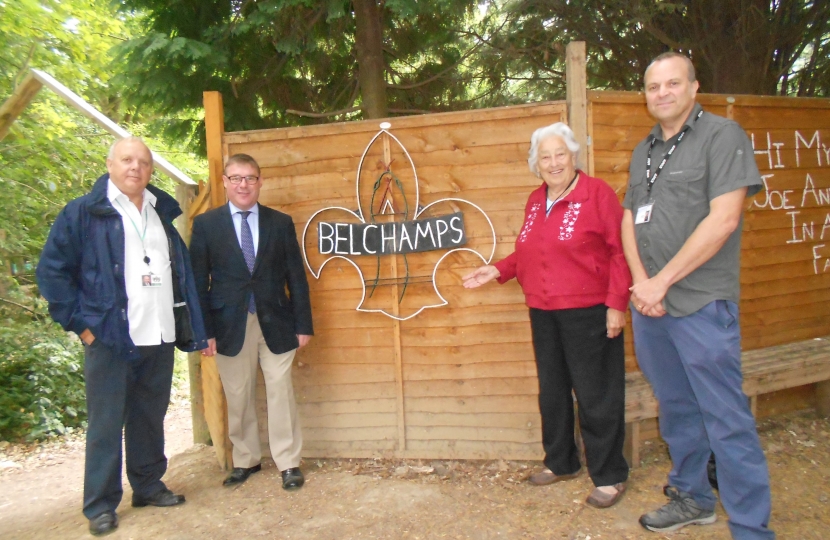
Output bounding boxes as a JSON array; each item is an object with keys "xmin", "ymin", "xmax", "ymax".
[{"xmin": 630, "ymin": 275, "xmax": 668, "ymax": 318}]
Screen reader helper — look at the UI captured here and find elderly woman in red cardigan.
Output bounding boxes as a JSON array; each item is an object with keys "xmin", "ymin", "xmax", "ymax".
[{"xmin": 463, "ymin": 122, "xmax": 632, "ymax": 508}]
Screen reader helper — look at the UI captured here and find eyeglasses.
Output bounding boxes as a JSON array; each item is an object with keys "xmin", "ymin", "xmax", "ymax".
[{"xmin": 225, "ymin": 175, "xmax": 260, "ymax": 185}]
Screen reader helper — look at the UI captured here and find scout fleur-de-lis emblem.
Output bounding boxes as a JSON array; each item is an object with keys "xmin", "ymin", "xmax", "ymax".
[{"xmin": 302, "ymin": 123, "xmax": 497, "ymax": 321}]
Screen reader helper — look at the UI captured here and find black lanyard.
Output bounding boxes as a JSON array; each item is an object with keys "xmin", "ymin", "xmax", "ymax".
[
  {"xmin": 646, "ymin": 109, "xmax": 703, "ymax": 195},
  {"xmin": 545, "ymin": 172, "xmax": 578, "ymax": 217}
]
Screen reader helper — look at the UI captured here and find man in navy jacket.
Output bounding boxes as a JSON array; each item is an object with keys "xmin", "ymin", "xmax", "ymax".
[{"xmin": 36, "ymin": 137, "xmax": 208, "ymax": 536}]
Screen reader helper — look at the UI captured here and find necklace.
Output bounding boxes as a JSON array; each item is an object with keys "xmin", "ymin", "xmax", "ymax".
[{"xmin": 546, "ymin": 172, "xmax": 579, "ymax": 216}]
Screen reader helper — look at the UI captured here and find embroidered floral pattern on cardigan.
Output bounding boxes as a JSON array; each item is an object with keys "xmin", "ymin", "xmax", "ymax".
[{"xmin": 558, "ymin": 202, "xmax": 581, "ymax": 240}]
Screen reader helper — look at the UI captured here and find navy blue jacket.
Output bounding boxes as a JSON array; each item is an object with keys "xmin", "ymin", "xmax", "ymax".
[{"xmin": 36, "ymin": 174, "xmax": 208, "ymax": 360}]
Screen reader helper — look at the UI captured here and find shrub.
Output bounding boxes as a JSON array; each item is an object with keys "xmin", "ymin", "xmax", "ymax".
[{"xmin": 0, "ymin": 318, "xmax": 86, "ymax": 441}]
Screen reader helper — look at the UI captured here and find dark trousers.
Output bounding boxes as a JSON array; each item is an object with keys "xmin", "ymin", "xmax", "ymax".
[
  {"xmin": 529, "ymin": 305, "xmax": 628, "ymax": 487},
  {"xmin": 82, "ymin": 341, "xmax": 175, "ymax": 519}
]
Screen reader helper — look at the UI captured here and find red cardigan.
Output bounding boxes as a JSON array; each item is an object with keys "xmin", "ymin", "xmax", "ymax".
[{"xmin": 494, "ymin": 171, "xmax": 632, "ymax": 312}]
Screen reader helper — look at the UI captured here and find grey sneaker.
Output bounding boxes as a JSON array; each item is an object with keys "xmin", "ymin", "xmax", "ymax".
[{"xmin": 639, "ymin": 487, "xmax": 717, "ymax": 532}]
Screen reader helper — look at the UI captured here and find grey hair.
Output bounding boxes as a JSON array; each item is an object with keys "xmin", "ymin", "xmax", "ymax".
[
  {"xmin": 527, "ymin": 123, "xmax": 580, "ymax": 177},
  {"xmin": 107, "ymin": 136, "xmax": 151, "ymax": 161}
]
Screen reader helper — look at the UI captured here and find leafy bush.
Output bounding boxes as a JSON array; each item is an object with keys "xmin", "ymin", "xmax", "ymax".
[{"xmin": 0, "ymin": 317, "xmax": 86, "ymax": 441}]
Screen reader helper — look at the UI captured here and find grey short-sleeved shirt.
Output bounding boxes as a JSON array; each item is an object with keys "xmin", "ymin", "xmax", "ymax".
[{"xmin": 623, "ymin": 103, "xmax": 762, "ymax": 317}]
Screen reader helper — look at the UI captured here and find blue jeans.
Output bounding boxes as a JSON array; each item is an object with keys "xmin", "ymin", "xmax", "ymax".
[
  {"xmin": 632, "ymin": 301, "xmax": 774, "ymax": 540},
  {"xmin": 82, "ymin": 341, "xmax": 175, "ymax": 519}
]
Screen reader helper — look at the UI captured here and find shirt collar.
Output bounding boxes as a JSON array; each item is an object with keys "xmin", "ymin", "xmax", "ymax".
[
  {"xmin": 647, "ymin": 102, "xmax": 703, "ymax": 143},
  {"xmin": 107, "ymin": 179, "xmax": 155, "ymax": 208},
  {"xmin": 229, "ymin": 201, "xmax": 259, "ymax": 216}
]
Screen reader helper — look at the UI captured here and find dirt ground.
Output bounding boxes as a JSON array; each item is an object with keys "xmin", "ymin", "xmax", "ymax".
[{"xmin": 1, "ymin": 391, "xmax": 828, "ymax": 540}]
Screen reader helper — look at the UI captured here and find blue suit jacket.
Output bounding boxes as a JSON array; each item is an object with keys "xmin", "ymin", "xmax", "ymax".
[{"xmin": 189, "ymin": 203, "xmax": 313, "ymax": 356}]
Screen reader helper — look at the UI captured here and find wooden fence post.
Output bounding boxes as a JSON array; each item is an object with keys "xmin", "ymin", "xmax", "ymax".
[
  {"xmin": 201, "ymin": 90, "xmax": 233, "ymax": 469},
  {"xmin": 175, "ymin": 183, "xmax": 211, "ymax": 446},
  {"xmin": 204, "ymin": 91, "xmax": 226, "ymax": 210},
  {"xmin": 0, "ymin": 73, "xmax": 43, "ymax": 141},
  {"xmin": 566, "ymin": 41, "xmax": 588, "ymax": 170}
]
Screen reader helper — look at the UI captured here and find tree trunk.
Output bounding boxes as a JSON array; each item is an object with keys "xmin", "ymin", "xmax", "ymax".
[
  {"xmin": 686, "ymin": 0, "xmax": 775, "ymax": 95},
  {"xmin": 353, "ymin": 0, "xmax": 388, "ymax": 118}
]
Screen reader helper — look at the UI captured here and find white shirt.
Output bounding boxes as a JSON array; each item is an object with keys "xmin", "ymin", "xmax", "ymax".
[
  {"xmin": 228, "ymin": 201, "xmax": 260, "ymax": 256},
  {"xmin": 108, "ymin": 180, "xmax": 175, "ymax": 346}
]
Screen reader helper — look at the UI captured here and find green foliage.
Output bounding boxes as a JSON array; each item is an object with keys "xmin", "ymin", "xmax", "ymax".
[
  {"xmin": 112, "ymin": 0, "xmax": 488, "ymax": 149},
  {"xmin": 0, "ymin": 0, "xmax": 205, "ymax": 441},
  {"xmin": 0, "ymin": 276, "xmax": 86, "ymax": 441},
  {"xmin": 477, "ymin": 0, "xmax": 830, "ymax": 97}
]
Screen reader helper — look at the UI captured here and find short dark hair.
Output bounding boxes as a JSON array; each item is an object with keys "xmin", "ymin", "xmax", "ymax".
[
  {"xmin": 224, "ymin": 153, "xmax": 261, "ymax": 175},
  {"xmin": 646, "ymin": 52, "xmax": 696, "ymax": 83}
]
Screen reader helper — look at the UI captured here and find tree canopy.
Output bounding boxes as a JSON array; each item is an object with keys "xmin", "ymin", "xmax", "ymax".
[
  {"xmin": 113, "ymin": 0, "xmax": 492, "ymax": 146},
  {"xmin": 112, "ymin": 0, "xmax": 830, "ymax": 152},
  {"xmin": 486, "ymin": 0, "xmax": 830, "ymax": 96}
]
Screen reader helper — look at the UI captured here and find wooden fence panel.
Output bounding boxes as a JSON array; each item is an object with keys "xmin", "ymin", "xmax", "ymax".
[
  {"xmin": 228, "ymin": 104, "xmax": 565, "ymax": 459},
  {"xmin": 588, "ymin": 91, "xmax": 830, "ymax": 368},
  {"xmin": 214, "ymin": 91, "xmax": 830, "ymax": 461}
]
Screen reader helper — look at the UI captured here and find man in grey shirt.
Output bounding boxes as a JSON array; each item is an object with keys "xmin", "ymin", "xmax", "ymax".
[{"xmin": 621, "ymin": 52, "xmax": 774, "ymax": 539}]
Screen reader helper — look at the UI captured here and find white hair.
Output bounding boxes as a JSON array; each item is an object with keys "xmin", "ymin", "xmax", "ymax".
[
  {"xmin": 107, "ymin": 136, "xmax": 152, "ymax": 161},
  {"xmin": 527, "ymin": 123, "xmax": 580, "ymax": 177}
]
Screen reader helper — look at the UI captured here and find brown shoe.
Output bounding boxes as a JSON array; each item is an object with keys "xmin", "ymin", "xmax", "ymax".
[
  {"xmin": 528, "ymin": 468, "xmax": 580, "ymax": 486},
  {"xmin": 586, "ymin": 483, "xmax": 626, "ymax": 508}
]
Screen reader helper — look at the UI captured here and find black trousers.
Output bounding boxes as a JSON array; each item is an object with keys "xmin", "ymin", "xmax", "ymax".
[
  {"xmin": 82, "ymin": 341, "xmax": 175, "ymax": 519},
  {"xmin": 529, "ymin": 305, "xmax": 628, "ymax": 487}
]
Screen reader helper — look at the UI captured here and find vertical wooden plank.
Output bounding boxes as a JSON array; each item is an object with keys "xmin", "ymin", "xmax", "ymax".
[
  {"xmin": 201, "ymin": 91, "xmax": 231, "ymax": 465},
  {"xmin": 566, "ymin": 41, "xmax": 588, "ymax": 169},
  {"xmin": 0, "ymin": 72, "xmax": 43, "ymax": 141},
  {"xmin": 383, "ymin": 133, "xmax": 407, "ymax": 452},
  {"xmin": 586, "ymin": 100, "xmax": 595, "ymax": 177},
  {"xmin": 623, "ymin": 421, "xmax": 641, "ymax": 468},
  {"xmin": 726, "ymin": 98, "xmax": 735, "ymax": 120},
  {"xmin": 815, "ymin": 380, "xmax": 830, "ymax": 417},
  {"xmin": 175, "ymin": 184, "xmax": 197, "ymax": 245},
  {"xmin": 204, "ymin": 91, "xmax": 226, "ymax": 210},
  {"xmin": 175, "ymin": 183, "xmax": 211, "ymax": 446},
  {"xmin": 201, "ymin": 355, "xmax": 233, "ymax": 469}
]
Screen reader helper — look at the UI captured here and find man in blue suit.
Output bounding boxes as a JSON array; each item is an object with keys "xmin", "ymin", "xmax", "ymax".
[{"xmin": 190, "ymin": 153, "xmax": 313, "ymax": 490}]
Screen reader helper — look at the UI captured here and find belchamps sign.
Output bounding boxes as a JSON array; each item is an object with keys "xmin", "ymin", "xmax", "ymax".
[
  {"xmin": 318, "ymin": 212, "xmax": 466, "ymax": 256},
  {"xmin": 301, "ymin": 123, "xmax": 496, "ymax": 320}
]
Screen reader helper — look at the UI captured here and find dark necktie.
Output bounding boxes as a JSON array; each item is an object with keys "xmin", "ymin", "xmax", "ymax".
[{"xmin": 239, "ymin": 211, "xmax": 256, "ymax": 314}]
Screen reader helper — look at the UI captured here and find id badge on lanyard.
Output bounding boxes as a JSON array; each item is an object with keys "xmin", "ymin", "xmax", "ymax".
[
  {"xmin": 638, "ymin": 109, "xmax": 703, "ymax": 226},
  {"xmin": 141, "ymin": 273, "xmax": 162, "ymax": 287},
  {"xmin": 635, "ymin": 203, "xmax": 653, "ymax": 224}
]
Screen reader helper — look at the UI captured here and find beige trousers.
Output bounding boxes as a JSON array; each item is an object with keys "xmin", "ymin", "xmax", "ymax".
[{"xmin": 215, "ymin": 313, "xmax": 302, "ymax": 471}]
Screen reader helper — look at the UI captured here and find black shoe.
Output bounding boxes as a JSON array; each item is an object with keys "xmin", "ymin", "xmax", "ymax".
[
  {"xmin": 281, "ymin": 467, "xmax": 304, "ymax": 490},
  {"xmin": 89, "ymin": 511, "xmax": 118, "ymax": 536},
  {"xmin": 223, "ymin": 464, "xmax": 262, "ymax": 487},
  {"xmin": 132, "ymin": 487, "xmax": 186, "ymax": 508}
]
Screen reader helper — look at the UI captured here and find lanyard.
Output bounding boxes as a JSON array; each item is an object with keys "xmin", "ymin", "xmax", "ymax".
[
  {"xmin": 546, "ymin": 172, "xmax": 578, "ymax": 217},
  {"xmin": 646, "ymin": 108, "xmax": 703, "ymax": 195},
  {"xmin": 115, "ymin": 198, "xmax": 152, "ymax": 265}
]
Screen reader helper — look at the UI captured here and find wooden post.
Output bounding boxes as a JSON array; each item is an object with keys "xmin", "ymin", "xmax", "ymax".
[
  {"xmin": 0, "ymin": 72, "xmax": 43, "ymax": 141},
  {"xmin": 623, "ymin": 421, "xmax": 640, "ymax": 468},
  {"xmin": 175, "ymin": 183, "xmax": 211, "ymax": 446},
  {"xmin": 565, "ymin": 41, "xmax": 588, "ymax": 170},
  {"xmin": 204, "ymin": 91, "xmax": 226, "ymax": 210},
  {"xmin": 202, "ymin": 91, "xmax": 233, "ymax": 468},
  {"xmin": 816, "ymin": 381, "xmax": 830, "ymax": 417}
]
